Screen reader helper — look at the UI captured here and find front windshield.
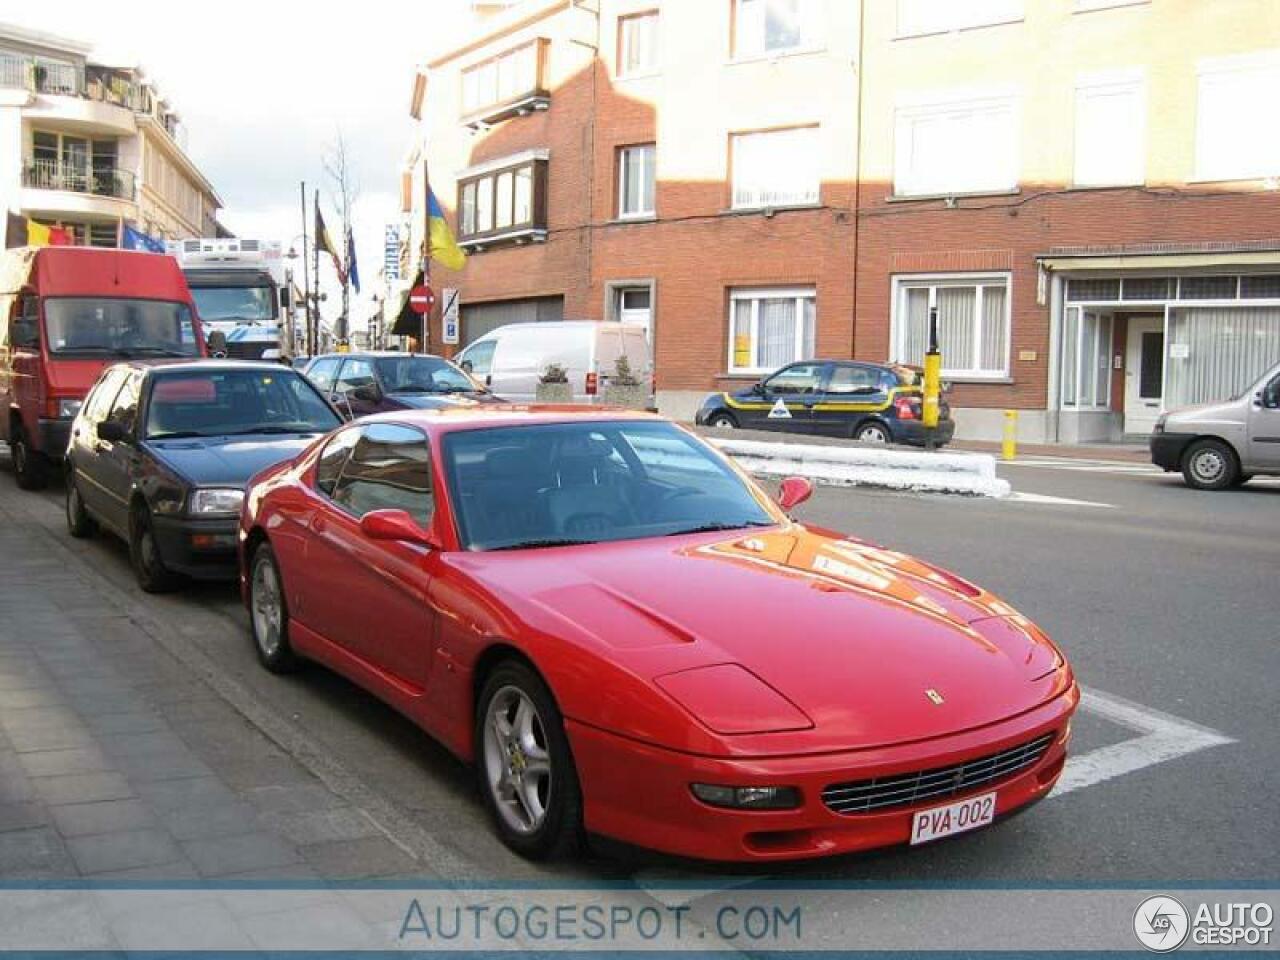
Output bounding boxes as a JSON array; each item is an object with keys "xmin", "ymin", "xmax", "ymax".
[
  {"xmin": 189, "ymin": 286, "xmax": 275, "ymax": 323},
  {"xmin": 443, "ymin": 421, "xmax": 777, "ymax": 551},
  {"xmin": 374, "ymin": 355, "xmax": 483, "ymax": 394},
  {"xmin": 45, "ymin": 298, "xmax": 200, "ymax": 358},
  {"xmin": 144, "ymin": 369, "xmax": 341, "ymax": 440}
]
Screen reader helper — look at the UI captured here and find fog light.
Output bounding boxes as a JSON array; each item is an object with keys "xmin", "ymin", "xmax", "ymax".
[{"xmin": 691, "ymin": 783, "xmax": 801, "ymax": 810}]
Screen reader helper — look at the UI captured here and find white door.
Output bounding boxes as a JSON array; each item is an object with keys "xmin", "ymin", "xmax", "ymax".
[
  {"xmin": 1124, "ymin": 316, "xmax": 1165, "ymax": 435},
  {"xmin": 617, "ymin": 288, "xmax": 652, "ymax": 342}
]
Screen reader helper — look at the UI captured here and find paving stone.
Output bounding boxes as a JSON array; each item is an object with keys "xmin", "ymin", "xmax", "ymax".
[
  {"xmin": 262, "ymin": 806, "xmax": 383, "ymax": 847},
  {"xmin": 2, "ymin": 718, "xmax": 96, "ymax": 754},
  {"xmin": 90, "ymin": 859, "xmax": 201, "ymax": 881},
  {"xmin": 84, "ymin": 710, "xmax": 166, "ymax": 735},
  {"xmin": 0, "ymin": 769, "xmax": 35, "ymax": 805},
  {"xmin": 66, "ymin": 828, "xmax": 183, "ymax": 875},
  {"xmin": 111, "ymin": 747, "xmax": 212, "ymax": 783},
  {"xmin": 243, "ymin": 783, "xmax": 349, "ymax": 816},
  {"xmin": 110, "ymin": 899, "xmax": 255, "ymax": 951},
  {"xmin": 0, "ymin": 801, "xmax": 49, "ymax": 832},
  {"xmin": 0, "ymin": 687, "xmax": 62, "ymax": 710},
  {"xmin": 240, "ymin": 902, "xmax": 376, "ymax": 951},
  {"xmin": 0, "ymin": 827, "xmax": 76, "ymax": 877},
  {"xmin": 298, "ymin": 836, "xmax": 419, "ymax": 881},
  {"xmin": 181, "ymin": 832, "xmax": 301, "ymax": 878},
  {"xmin": 157, "ymin": 797, "xmax": 260, "ymax": 842},
  {"xmin": 135, "ymin": 775, "xmax": 237, "ymax": 814},
  {"xmin": 32, "ymin": 772, "xmax": 134, "ymax": 806},
  {"xmin": 18, "ymin": 747, "xmax": 114, "ymax": 778},
  {"xmin": 51, "ymin": 799, "xmax": 156, "ymax": 838}
]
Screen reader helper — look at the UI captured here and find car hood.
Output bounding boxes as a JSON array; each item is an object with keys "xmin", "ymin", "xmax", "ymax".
[
  {"xmin": 44, "ymin": 359, "xmax": 115, "ymax": 398},
  {"xmin": 462, "ymin": 525, "xmax": 1070, "ymax": 753},
  {"xmin": 146, "ymin": 433, "xmax": 322, "ymax": 487},
  {"xmin": 1165, "ymin": 397, "xmax": 1243, "ymax": 427},
  {"xmin": 387, "ymin": 391, "xmax": 503, "ymax": 410}
]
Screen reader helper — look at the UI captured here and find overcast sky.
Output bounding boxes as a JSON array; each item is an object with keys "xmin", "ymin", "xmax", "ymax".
[{"xmin": 21, "ymin": 0, "xmax": 473, "ymax": 331}]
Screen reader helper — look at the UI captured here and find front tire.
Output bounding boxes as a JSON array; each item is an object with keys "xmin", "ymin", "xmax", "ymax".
[
  {"xmin": 249, "ymin": 543, "xmax": 300, "ymax": 674},
  {"xmin": 65, "ymin": 472, "xmax": 96, "ymax": 538},
  {"xmin": 129, "ymin": 505, "xmax": 179, "ymax": 593},
  {"xmin": 707, "ymin": 412, "xmax": 737, "ymax": 429},
  {"xmin": 475, "ymin": 660, "xmax": 582, "ymax": 861},
  {"xmin": 11, "ymin": 427, "xmax": 48, "ymax": 490},
  {"xmin": 1181, "ymin": 438, "xmax": 1238, "ymax": 491}
]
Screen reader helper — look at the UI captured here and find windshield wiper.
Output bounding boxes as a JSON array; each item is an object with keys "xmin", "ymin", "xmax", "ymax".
[
  {"xmin": 486, "ymin": 538, "xmax": 598, "ymax": 551},
  {"xmin": 119, "ymin": 347, "xmax": 191, "ymax": 357},
  {"xmin": 147, "ymin": 430, "xmax": 208, "ymax": 440},
  {"xmin": 214, "ymin": 426, "xmax": 324, "ymax": 437},
  {"xmin": 663, "ymin": 521, "xmax": 775, "ymax": 537}
]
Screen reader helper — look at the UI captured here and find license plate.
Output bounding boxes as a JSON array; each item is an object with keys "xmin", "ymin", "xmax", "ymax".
[{"xmin": 910, "ymin": 791, "xmax": 996, "ymax": 845}]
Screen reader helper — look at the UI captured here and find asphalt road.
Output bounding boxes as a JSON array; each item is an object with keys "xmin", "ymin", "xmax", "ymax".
[{"xmin": 12, "ymin": 454, "xmax": 1279, "ymax": 890}]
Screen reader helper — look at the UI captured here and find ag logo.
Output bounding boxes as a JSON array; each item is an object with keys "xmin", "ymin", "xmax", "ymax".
[
  {"xmin": 768, "ymin": 398, "xmax": 792, "ymax": 419},
  {"xmin": 1134, "ymin": 896, "xmax": 1190, "ymax": 952}
]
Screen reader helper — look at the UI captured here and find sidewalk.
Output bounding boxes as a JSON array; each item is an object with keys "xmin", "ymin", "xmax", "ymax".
[{"xmin": 0, "ymin": 489, "xmax": 423, "ymax": 882}]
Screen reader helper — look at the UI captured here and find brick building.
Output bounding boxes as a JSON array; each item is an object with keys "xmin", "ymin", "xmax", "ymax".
[{"xmin": 405, "ymin": 0, "xmax": 1280, "ymax": 443}]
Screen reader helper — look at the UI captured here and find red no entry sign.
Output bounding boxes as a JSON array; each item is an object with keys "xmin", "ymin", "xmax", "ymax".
[{"xmin": 409, "ymin": 285, "xmax": 435, "ymax": 315}]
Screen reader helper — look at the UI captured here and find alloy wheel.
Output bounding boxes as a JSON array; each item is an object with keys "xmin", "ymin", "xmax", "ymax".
[
  {"xmin": 858, "ymin": 424, "xmax": 889, "ymax": 443},
  {"xmin": 251, "ymin": 556, "xmax": 283, "ymax": 658},
  {"xmin": 483, "ymin": 685, "xmax": 553, "ymax": 835}
]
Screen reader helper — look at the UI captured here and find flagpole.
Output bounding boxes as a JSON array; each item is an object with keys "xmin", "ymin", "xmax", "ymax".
[
  {"xmin": 422, "ymin": 156, "xmax": 431, "ymax": 355},
  {"xmin": 313, "ymin": 189, "xmax": 322, "ymax": 356},
  {"xmin": 299, "ymin": 181, "xmax": 312, "ymax": 360}
]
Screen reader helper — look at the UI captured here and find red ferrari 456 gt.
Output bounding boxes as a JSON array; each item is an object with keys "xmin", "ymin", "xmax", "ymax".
[{"xmin": 239, "ymin": 407, "xmax": 1077, "ymax": 862}]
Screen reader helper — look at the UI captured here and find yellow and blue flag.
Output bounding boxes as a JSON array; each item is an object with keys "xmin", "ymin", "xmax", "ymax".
[{"xmin": 427, "ymin": 189, "xmax": 466, "ymax": 271}]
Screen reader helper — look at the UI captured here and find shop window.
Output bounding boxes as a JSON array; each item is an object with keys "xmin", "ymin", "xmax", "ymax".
[{"xmin": 1061, "ymin": 308, "xmax": 1113, "ymax": 408}]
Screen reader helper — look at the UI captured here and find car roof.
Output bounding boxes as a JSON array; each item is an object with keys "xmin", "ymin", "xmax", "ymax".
[
  {"xmin": 309, "ymin": 351, "xmax": 446, "ymax": 361},
  {"xmin": 110, "ymin": 359, "xmax": 296, "ymax": 376},
  {"xmin": 352, "ymin": 405, "xmax": 667, "ymax": 434}
]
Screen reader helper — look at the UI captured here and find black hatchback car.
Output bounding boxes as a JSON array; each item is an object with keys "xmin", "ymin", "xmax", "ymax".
[
  {"xmin": 65, "ymin": 361, "xmax": 342, "ymax": 591},
  {"xmin": 303, "ymin": 351, "xmax": 501, "ymax": 420},
  {"xmin": 695, "ymin": 360, "xmax": 955, "ymax": 446}
]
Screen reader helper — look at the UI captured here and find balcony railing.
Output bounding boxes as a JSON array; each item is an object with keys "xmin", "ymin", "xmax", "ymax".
[{"xmin": 22, "ymin": 160, "xmax": 136, "ymax": 201}]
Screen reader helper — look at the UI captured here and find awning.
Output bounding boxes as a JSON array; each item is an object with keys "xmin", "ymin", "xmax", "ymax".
[
  {"xmin": 390, "ymin": 268, "xmax": 426, "ymax": 338},
  {"xmin": 1039, "ymin": 250, "xmax": 1280, "ymax": 272}
]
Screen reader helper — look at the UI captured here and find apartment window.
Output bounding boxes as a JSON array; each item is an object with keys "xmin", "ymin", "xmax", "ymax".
[
  {"xmin": 1061, "ymin": 309, "xmax": 1113, "ymax": 408},
  {"xmin": 618, "ymin": 144, "xmax": 656, "ymax": 218},
  {"xmin": 1074, "ymin": 72, "xmax": 1145, "ymax": 187},
  {"xmin": 896, "ymin": 0, "xmax": 1023, "ymax": 37},
  {"xmin": 461, "ymin": 39, "xmax": 544, "ymax": 118},
  {"xmin": 457, "ymin": 157, "xmax": 547, "ymax": 243},
  {"xmin": 1195, "ymin": 52, "xmax": 1280, "ymax": 182},
  {"xmin": 731, "ymin": 127, "xmax": 819, "ymax": 210},
  {"xmin": 733, "ymin": 0, "xmax": 821, "ymax": 60},
  {"xmin": 894, "ymin": 93, "xmax": 1017, "ymax": 197},
  {"xmin": 893, "ymin": 276, "xmax": 1010, "ymax": 378},
  {"xmin": 728, "ymin": 287, "xmax": 816, "ymax": 373},
  {"xmin": 618, "ymin": 11, "xmax": 660, "ymax": 77},
  {"xmin": 1074, "ymin": 0, "xmax": 1148, "ymax": 10}
]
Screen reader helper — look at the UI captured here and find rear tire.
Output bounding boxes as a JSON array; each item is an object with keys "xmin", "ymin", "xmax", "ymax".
[
  {"xmin": 129, "ymin": 505, "xmax": 179, "ymax": 593},
  {"xmin": 11, "ymin": 427, "xmax": 48, "ymax": 490},
  {"xmin": 249, "ymin": 543, "xmax": 301, "ymax": 674},
  {"xmin": 1181, "ymin": 438, "xmax": 1239, "ymax": 491},
  {"xmin": 854, "ymin": 420, "xmax": 891, "ymax": 444},
  {"xmin": 65, "ymin": 472, "xmax": 96, "ymax": 538}
]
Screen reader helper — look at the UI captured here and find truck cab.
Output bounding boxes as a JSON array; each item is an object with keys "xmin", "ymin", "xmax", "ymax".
[{"xmin": 169, "ymin": 238, "xmax": 290, "ymax": 360}]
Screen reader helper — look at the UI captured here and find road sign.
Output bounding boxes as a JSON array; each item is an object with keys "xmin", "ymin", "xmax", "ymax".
[
  {"xmin": 442, "ymin": 288, "xmax": 460, "ymax": 345},
  {"xmin": 409, "ymin": 285, "xmax": 434, "ymax": 315}
]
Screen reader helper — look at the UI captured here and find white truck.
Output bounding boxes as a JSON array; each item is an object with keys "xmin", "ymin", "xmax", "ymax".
[{"xmin": 168, "ymin": 238, "xmax": 292, "ymax": 360}]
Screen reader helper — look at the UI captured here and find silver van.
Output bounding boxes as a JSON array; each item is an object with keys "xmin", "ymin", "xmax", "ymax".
[{"xmin": 1150, "ymin": 361, "xmax": 1280, "ymax": 489}]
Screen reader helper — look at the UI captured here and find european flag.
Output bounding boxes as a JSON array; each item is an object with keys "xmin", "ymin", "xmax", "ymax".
[
  {"xmin": 123, "ymin": 225, "xmax": 165, "ymax": 254},
  {"xmin": 427, "ymin": 188, "xmax": 466, "ymax": 271},
  {"xmin": 345, "ymin": 225, "xmax": 361, "ymax": 294}
]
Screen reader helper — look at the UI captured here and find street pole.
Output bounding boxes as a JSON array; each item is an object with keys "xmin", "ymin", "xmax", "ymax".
[
  {"xmin": 312, "ymin": 188, "xmax": 321, "ymax": 357},
  {"xmin": 422, "ymin": 156, "xmax": 431, "ymax": 355},
  {"xmin": 299, "ymin": 181, "xmax": 313, "ymax": 358},
  {"xmin": 923, "ymin": 305, "xmax": 942, "ymax": 452}
]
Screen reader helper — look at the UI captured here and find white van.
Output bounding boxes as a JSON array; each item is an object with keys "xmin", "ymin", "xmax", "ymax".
[{"xmin": 455, "ymin": 321, "xmax": 652, "ymax": 405}]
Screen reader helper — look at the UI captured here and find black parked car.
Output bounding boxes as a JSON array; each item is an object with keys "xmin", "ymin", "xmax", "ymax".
[
  {"xmin": 302, "ymin": 351, "xmax": 502, "ymax": 420},
  {"xmin": 695, "ymin": 360, "xmax": 955, "ymax": 446},
  {"xmin": 65, "ymin": 360, "xmax": 341, "ymax": 591}
]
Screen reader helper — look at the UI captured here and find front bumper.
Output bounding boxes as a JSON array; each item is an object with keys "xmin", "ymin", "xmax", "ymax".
[
  {"xmin": 1150, "ymin": 432, "xmax": 1195, "ymax": 471},
  {"xmin": 151, "ymin": 514, "xmax": 239, "ymax": 580},
  {"xmin": 567, "ymin": 683, "xmax": 1077, "ymax": 862},
  {"xmin": 36, "ymin": 418, "xmax": 73, "ymax": 460},
  {"xmin": 893, "ymin": 418, "xmax": 957, "ymax": 447}
]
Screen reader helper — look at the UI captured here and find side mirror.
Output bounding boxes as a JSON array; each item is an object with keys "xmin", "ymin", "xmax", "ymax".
[
  {"xmin": 751, "ymin": 382, "xmax": 767, "ymax": 396},
  {"xmin": 207, "ymin": 330, "xmax": 228, "ymax": 358},
  {"xmin": 351, "ymin": 383, "xmax": 383, "ymax": 403},
  {"xmin": 96, "ymin": 421, "xmax": 126, "ymax": 443},
  {"xmin": 359, "ymin": 509, "xmax": 437, "ymax": 548},
  {"xmin": 777, "ymin": 476, "xmax": 814, "ymax": 512},
  {"xmin": 460, "ymin": 359, "xmax": 473, "ymax": 373}
]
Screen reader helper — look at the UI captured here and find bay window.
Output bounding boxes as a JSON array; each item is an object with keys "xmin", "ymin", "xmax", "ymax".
[
  {"xmin": 457, "ymin": 155, "xmax": 548, "ymax": 247},
  {"xmin": 728, "ymin": 287, "xmax": 816, "ymax": 374},
  {"xmin": 460, "ymin": 38, "xmax": 548, "ymax": 123},
  {"xmin": 893, "ymin": 275, "xmax": 1010, "ymax": 378}
]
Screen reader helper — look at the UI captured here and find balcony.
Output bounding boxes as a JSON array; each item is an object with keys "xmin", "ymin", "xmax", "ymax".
[{"xmin": 23, "ymin": 160, "xmax": 136, "ymax": 201}]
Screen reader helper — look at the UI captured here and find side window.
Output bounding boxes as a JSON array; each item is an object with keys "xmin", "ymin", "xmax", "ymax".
[
  {"xmin": 307, "ymin": 357, "xmax": 340, "ymax": 392},
  {"xmin": 84, "ymin": 369, "xmax": 127, "ymax": 423},
  {"xmin": 764, "ymin": 363, "xmax": 823, "ymax": 395},
  {"xmin": 12, "ymin": 295, "xmax": 40, "ymax": 349},
  {"xmin": 827, "ymin": 365, "xmax": 880, "ymax": 394},
  {"xmin": 332, "ymin": 423, "xmax": 434, "ymax": 527},
  {"xmin": 315, "ymin": 427, "xmax": 361, "ymax": 496},
  {"xmin": 1265, "ymin": 374, "xmax": 1280, "ymax": 409},
  {"xmin": 458, "ymin": 339, "xmax": 496, "ymax": 377},
  {"xmin": 106, "ymin": 375, "xmax": 141, "ymax": 435},
  {"xmin": 335, "ymin": 358, "xmax": 376, "ymax": 393}
]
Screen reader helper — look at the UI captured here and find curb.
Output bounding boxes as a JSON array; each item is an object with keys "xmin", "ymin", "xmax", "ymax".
[{"xmin": 709, "ymin": 437, "xmax": 1012, "ymax": 498}]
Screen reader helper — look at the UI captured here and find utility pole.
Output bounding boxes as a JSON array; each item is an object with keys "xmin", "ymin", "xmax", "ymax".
[{"xmin": 299, "ymin": 181, "xmax": 312, "ymax": 358}]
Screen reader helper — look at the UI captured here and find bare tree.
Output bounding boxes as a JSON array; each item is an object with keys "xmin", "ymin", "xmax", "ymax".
[{"xmin": 323, "ymin": 130, "xmax": 360, "ymax": 340}]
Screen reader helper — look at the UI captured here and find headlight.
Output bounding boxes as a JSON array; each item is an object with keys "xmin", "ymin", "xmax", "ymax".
[
  {"xmin": 188, "ymin": 488, "xmax": 245, "ymax": 516},
  {"xmin": 58, "ymin": 398, "xmax": 83, "ymax": 419},
  {"xmin": 691, "ymin": 784, "xmax": 802, "ymax": 810}
]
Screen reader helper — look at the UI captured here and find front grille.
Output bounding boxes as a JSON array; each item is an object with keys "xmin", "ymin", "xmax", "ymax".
[
  {"xmin": 225, "ymin": 341, "xmax": 270, "ymax": 360},
  {"xmin": 821, "ymin": 732, "xmax": 1055, "ymax": 816}
]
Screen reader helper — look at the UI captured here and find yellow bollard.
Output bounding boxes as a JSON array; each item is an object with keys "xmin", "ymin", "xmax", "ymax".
[{"xmin": 1002, "ymin": 409, "xmax": 1018, "ymax": 460}]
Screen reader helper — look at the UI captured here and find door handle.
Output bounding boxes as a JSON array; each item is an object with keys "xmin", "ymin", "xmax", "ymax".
[{"xmin": 310, "ymin": 515, "xmax": 327, "ymax": 533}]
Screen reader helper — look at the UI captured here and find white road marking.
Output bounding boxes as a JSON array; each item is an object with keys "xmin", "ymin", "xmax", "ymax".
[
  {"xmin": 633, "ymin": 688, "xmax": 1234, "ymax": 902},
  {"xmin": 1052, "ymin": 688, "xmax": 1236, "ymax": 798},
  {"xmin": 1004, "ymin": 491, "xmax": 1116, "ymax": 508},
  {"xmin": 1001, "ymin": 457, "xmax": 1162, "ymax": 474}
]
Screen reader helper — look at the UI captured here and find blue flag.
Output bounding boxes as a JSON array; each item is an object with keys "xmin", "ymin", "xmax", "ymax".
[
  {"xmin": 122, "ymin": 225, "xmax": 165, "ymax": 253},
  {"xmin": 345, "ymin": 225, "xmax": 360, "ymax": 294}
]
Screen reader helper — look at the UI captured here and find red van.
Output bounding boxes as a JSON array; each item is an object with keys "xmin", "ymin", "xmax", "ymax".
[{"xmin": 0, "ymin": 247, "xmax": 207, "ymax": 488}]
